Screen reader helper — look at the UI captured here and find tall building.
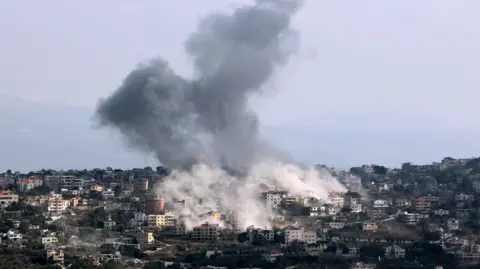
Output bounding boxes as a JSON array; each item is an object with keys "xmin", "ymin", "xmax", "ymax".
[
  {"xmin": 414, "ymin": 196, "xmax": 431, "ymax": 211},
  {"xmin": 134, "ymin": 178, "xmax": 148, "ymax": 195},
  {"xmin": 145, "ymin": 196, "xmax": 164, "ymax": 214},
  {"xmin": 192, "ymin": 223, "xmax": 220, "ymax": 241},
  {"xmin": 59, "ymin": 176, "xmax": 84, "ymax": 190}
]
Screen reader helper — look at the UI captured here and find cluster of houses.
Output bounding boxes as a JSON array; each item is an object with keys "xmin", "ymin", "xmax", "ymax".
[{"xmin": 0, "ymin": 157, "xmax": 480, "ymax": 267}]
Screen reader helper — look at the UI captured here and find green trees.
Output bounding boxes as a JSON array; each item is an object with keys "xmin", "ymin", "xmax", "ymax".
[
  {"xmin": 18, "ymin": 221, "xmax": 29, "ymax": 234},
  {"xmin": 0, "ymin": 254, "xmax": 36, "ymax": 269},
  {"xmin": 26, "ymin": 185, "xmax": 52, "ymax": 196},
  {"xmin": 409, "ymin": 242, "xmax": 457, "ymax": 267},
  {"xmin": 0, "ymin": 219, "xmax": 15, "ymax": 233},
  {"xmin": 360, "ymin": 244, "xmax": 385, "ymax": 259},
  {"xmin": 372, "ymin": 165, "xmax": 388, "ymax": 175},
  {"xmin": 88, "ymin": 190, "xmax": 103, "ymax": 201},
  {"xmin": 144, "ymin": 261, "xmax": 165, "ymax": 269}
]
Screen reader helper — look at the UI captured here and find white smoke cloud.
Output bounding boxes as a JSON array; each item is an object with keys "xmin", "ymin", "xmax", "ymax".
[{"xmin": 156, "ymin": 161, "xmax": 346, "ymax": 230}]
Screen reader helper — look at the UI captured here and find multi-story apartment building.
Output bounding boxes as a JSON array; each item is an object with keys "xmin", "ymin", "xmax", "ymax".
[
  {"xmin": 18, "ymin": 176, "xmax": 43, "ymax": 191},
  {"xmin": 344, "ymin": 195, "xmax": 362, "ymax": 212},
  {"xmin": 366, "ymin": 208, "xmax": 386, "ymax": 220},
  {"xmin": 132, "ymin": 212, "xmax": 146, "ymax": 228},
  {"xmin": 145, "ymin": 196, "xmax": 165, "ymax": 214},
  {"xmin": 134, "ymin": 178, "xmax": 148, "ymax": 195},
  {"xmin": 191, "ymin": 223, "xmax": 220, "ymax": 241},
  {"xmin": 395, "ymin": 198, "xmax": 411, "ymax": 208},
  {"xmin": 328, "ymin": 193, "xmax": 344, "ymax": 208},
  {"xmin": 283, "ymin": 226, "xmax": 317, "ymax": 245},
  {"xmin": 373, "ymin": 199, "xmax": 389, "ymax": 208},
  {"xmin": 309, "ymin": 206, "xmax": 326, "ymax": 217},
  {"xmin": 266, "ymin": 192, "xmax": 283, "ymax": 208},
  {"xmin": 48, "ymin": 196, "xmax": 70, "ymax": 214},
  {"xmin": 447, "ymin": 218, "xmax": 460, "ymax": 230},
  {"xmin": 45, "ymin": 249, "xmax": 64, "ymax": 264},
  {"xmin": 247, "ymin": 226, "xmax": 274, "ymax": 243},
  {"xmin": 385, "ymin": 245, "xmax": 406, "ymax": 259},
  {"xmin": 147, "ymin": 214, "xmax": 167, "ymax": 227},
  {"xmin": 0, "ymin": 190, "xmax": 19, "ymax": 206},
  {"xmin": 282, "ymin": 196, "xmax": 302, "ymax": 206},
  {"xmin": 44, "ymin": 175, "xmax": 62, "ymax": 189},
  {"xmin": 102, "ymin": 189, "xmax": 115, "ymax": 199},
  {"xmin": 398, "ymin": 212, "xmax": 421, "ymax": 225},
  {"xmin": 59, "ymin": 176, "xmax": 84, "ymax": 190},
  {"xmin": 41, "ymin": 237, "xmax": 59, "ymax": 245},
  {"xmin": 329, "ymin": 222, "xmax": 346, "ymax": 229},
  {"xmin": 414, "ymin": 196, "xmax": 431, "ymax": 211},
  {"xmin": 350, "ymin": 204, "xmax": 362, "ymax": 213},
  {"xmin": 173, "ymin": 222, "xmax": 187, "ymax": 236},
  {"xmin": 344, "ymin": 196, "xmax": 361, "ymax": 208},
  {"xmin": 362, "ymin": 222, "xmax": 378, "ymax": 231}
]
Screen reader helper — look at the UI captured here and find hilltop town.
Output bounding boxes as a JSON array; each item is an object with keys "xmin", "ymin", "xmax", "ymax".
[{"xmin": 1, "ymin": 157, "xmax": 480, "ymax": 268}]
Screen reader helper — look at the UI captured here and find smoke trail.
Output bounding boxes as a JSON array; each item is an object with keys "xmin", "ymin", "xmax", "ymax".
[{"xmin": 96, "ymin": 0, "xmax": 347, "ymax": 229}]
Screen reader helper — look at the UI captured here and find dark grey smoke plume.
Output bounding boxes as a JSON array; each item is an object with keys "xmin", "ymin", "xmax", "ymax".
[{"xmin": 96, "ymin": 0, "xmax": 302, "ymax": 171}]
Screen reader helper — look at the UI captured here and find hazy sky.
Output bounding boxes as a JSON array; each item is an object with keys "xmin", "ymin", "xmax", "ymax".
[{"xmin": 1, "ymin": 0, "xmax": 480, "ymax": 170}]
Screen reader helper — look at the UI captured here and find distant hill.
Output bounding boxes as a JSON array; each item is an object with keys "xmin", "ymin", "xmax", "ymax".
[
  {"xmin": 1, "ymin": 94, "xmax": 480, "ymax": 172},
  {"xmin": 0, "ymin": 95, "xmax": 154, "ymax": 171}
]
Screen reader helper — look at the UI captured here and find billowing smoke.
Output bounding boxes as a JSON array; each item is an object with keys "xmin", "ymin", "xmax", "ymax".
[
  {"xmin": 162, "ymin": 161, "xmax": 346, "ymax": 229},
  {"xmin": 96, "ymin": 0, "xmax": 346, "ymax": 229}
]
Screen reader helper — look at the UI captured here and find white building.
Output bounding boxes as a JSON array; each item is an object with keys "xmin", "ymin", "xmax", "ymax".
[
  {"xmin": 447, "ymin": 218, "xmax": 460, "ymax": 231},
  {"xmin": 0, "ymin": 190, "xmax": 19, "ymax": 206},
  {"xmin": 4, "ymin": 230, "xmax": 22, "ymax": 241},
  {"xmin": 351, "ymin": 204, "xmax": 362, "ymax": 213},
  {"xmin": 345, "ymin": 196, "xmax": 361, "ymax": 208},
  {"xmin": 328, "ymin": 207, "xmax": 339, "ymax": 215},
  {"xmin": 102, "ymin": 189, "xmax": 115, "ymax": 199},
  {"xmin": 48, "ymin": 196, "xmax": 69, "ymax": 214},
  {"xmin": 41, "ymin": 237, "xmax": 59, "ymax": 245},
  {"xmin": 132, "ymin": 212, "xmax": 146, "ymax": 228},
  {"xmin": 395, "ymin": 198, "xmax": 411, "ymax": 208},
  {"xmin": 283, "ymin": 226, "xmax": 317, "ymax": 245},
  {"xmin": 328, "ymin": 222, "xmax": 346, "ymax": 230},
  {"xmin": 310, "ymin": 206, "xmax": 326, "ymax": 217},
  {"xmin": 328, "ymin": 193, "xmax": 345, "ymax": 208},
  {"xmin": 385, "ymin": 245, "xmax": 406, "ymax": 259},
  {"xmin": 432, "ymin": 209, "xmax": 450, "ymax": 216},
  {"xmin": 266, "ymin": 192, "xmax": 283, "ymax": 208},
  {"xmin": 18, "ymin": 177, "xmax": 44, "ymax": 191},
  {"xmin": 373, "ymin": 199, "xmax": 389, "ymax": 208},
  {"xmin": 104, "ymin": 216, "xmax": 116, "ymax": 230},
  {"xmin": 398, "ymin": 212, "xmax": 420, "ymax": 225}
]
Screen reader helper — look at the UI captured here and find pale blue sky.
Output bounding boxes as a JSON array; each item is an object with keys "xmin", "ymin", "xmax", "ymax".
[{"xmin": 1, "ymin": 0, "xmax": 480, "ymax": 171}]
